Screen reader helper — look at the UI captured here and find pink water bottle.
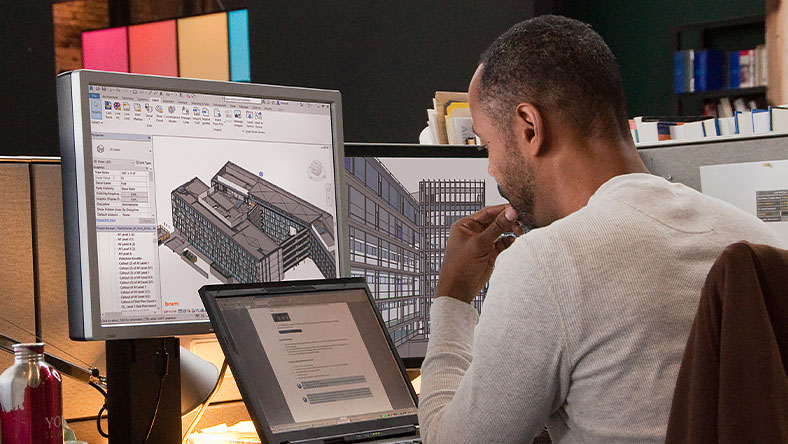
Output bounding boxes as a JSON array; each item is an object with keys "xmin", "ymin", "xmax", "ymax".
[{"xmin": 0, "ymin": 343, "xmax": 63, "ymax": 444}]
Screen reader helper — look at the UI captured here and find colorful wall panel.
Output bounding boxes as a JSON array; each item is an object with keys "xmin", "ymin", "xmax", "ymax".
[
  {"xmin": 80, "ymin": 10, "xmax": 249, "ymax": 82},
  {"xmin": 177, "ymin": 13, "xmax": 230, "ymax": 81},
  {"xmin": 128, "ymin": 20, "xmax": 178, "ymax": 76},
  {"xmin": 81, "ymin": 27, "xmax": 129, "ymax": 72},
  {"xmin": 228, "ymin": 9, "xmax": 251, "ymax": 82}
]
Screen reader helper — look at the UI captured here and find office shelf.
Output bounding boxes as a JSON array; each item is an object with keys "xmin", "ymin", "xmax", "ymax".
[{"xmin": 671, "ymin": 15, "xmax": 766, "ymax": 116}]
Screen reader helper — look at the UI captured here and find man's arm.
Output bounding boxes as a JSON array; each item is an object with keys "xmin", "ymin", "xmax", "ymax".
[{"xmin": 417, "ymin": 206, "xmax": 569, "ymax": 443}]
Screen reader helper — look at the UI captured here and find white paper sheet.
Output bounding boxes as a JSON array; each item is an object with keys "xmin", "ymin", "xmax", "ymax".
[
  {"xmin": 249, "ymin": 303, "xmax": 393, "ymax": 424},
  {"xmin": 700, "ymin": 159, "xmax": 788, "ymax": 244}
]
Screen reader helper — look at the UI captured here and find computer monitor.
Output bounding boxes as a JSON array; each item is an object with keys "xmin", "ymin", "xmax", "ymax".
[
  {"xmin": 57, "ymin": 70, "xmax": 348, "ymax": 341},
  {"xmin": 343, "ymin": 145, "xmax": 505, "ymax": 362}
]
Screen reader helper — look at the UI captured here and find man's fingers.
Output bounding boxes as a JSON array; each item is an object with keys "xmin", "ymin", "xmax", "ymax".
[
  {"xmin": 479, "ymin": 206, "xmax": 519, "ymax": 245},
  {"xmin": 467, "ymin": 204, "xmax": 510, "ymax": 227},
  {"xmin": 493, "ymin": 234, "xmax": 516, "ymax": 256}
]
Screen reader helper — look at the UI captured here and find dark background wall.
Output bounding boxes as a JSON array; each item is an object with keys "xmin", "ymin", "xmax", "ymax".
[
  {"xmin": 561, "ymin": 0, "xmax": 766, "ymax": 117},
  {"xmin": 0, "ymin": 1, "xmax": 770, "ymax": 156},
  {"xmin": 246, "ymin": 1, "xmax": 531, "ymax": 143},
  {"xmin": 1, "ymin": 2, "xmax": 59, "ymax": 157}
]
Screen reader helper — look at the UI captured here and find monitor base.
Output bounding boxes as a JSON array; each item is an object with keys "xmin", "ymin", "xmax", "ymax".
[{"xmin": 106, "ymin": 337, "xmax": 182, "ymax": 444}]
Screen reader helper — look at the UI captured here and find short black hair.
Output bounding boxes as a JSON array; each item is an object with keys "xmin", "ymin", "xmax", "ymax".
[{"xmin": 478, "ymin": 15, "xmax": 630, "ymax": 140}]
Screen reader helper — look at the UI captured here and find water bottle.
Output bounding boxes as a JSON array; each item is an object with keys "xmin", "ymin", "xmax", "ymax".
[{"xmin": 0, "ymin": 343, "xmax": 63, "ymax": 444}]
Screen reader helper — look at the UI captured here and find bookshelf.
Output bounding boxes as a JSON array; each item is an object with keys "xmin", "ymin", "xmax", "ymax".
[
  {"xmin": 675, "ymin": 85, "xmax": 766, "ymax": 102},
  {"xmin": 672, "ymin": 15, "xmax": 766, "ymax": 116}
]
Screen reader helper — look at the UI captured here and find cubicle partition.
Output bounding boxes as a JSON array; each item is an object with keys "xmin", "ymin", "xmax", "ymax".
[
  {"xmin": 639, "ymin": 132, "xmax": 788, "ymax": 191},
  {"xmin": 0, "ymin": 157, "xmax": 250, "ymax": 443},
  {"xmin": 0, "ymin": 158, "xmax": 106, "ymax": 436},
  {"xmin": 1, "ymin": 133, "xmax": 786, "ymax": 442}
]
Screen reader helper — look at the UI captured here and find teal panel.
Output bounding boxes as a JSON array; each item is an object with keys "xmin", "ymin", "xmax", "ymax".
[{"xmin": 229, "ymin": 9, "xmax": 251, "ymax": 82}]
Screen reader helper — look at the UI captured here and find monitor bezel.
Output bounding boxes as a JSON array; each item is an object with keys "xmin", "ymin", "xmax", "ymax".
[{"xmin": 57, "ymin": 69, "xmax": 348, "ymax": 341}]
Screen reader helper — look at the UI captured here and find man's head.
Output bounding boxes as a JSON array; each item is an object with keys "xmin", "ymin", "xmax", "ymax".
[{"xmin": 470, "ymin": 15, "xmax": 632, "ymax": 229}]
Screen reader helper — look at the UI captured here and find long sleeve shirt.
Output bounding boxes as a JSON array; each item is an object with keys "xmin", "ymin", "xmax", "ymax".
[{"xmin": 418, "ymin": 173, "xmax": 784, "ymax": 444}]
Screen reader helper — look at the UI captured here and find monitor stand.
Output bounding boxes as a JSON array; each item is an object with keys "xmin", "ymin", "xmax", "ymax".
[{"xmin": 106, "ymin": 337, "xmax": 182, "ymax": 444}]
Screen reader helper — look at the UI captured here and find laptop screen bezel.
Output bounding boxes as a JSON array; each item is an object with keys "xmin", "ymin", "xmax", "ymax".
[{"xmin": 199, "ymin": 277, "xmax": 419, "ymax": 444}]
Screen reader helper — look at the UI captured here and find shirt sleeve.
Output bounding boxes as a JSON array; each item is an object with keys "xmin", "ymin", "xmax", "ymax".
[{"xmin": 417, "ymin": 243, "xmax": 570, "ymax": 444}]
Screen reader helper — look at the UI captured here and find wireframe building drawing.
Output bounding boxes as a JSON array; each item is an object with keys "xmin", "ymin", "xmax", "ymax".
[
  {"xmin": 345, "ymin": 157, "xmax": 424, "ymax": 355},
  {"xmin": 169, "ymin": 161, "xmax": 336, "ymax": 283},
  {"xmin": 419, "ymin": 179, "xmax": 486, "ymax": 339},
  {"xmin": 345, "ymin": 157, "xmax": 486, "ymax": 357}
]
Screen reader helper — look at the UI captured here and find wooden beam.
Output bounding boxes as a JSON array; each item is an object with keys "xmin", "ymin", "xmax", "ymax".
[{"xmin": 766, "ymin": 0, "xmax": 788, "ymax": 105}]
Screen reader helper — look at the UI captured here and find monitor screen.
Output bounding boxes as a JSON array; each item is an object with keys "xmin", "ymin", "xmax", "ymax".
[
  {"xmin": 343, "ymin": 147, "xmax": 505, "ymax": 360},
  {"xmin": 58, "ymin": 70, "xmax": 347, "ymax": 340}
]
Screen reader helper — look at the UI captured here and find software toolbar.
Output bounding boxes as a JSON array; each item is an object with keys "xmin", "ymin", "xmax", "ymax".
[{"xmin": 88, "ymin": 84, "xmax": 332, "ymax": 144}]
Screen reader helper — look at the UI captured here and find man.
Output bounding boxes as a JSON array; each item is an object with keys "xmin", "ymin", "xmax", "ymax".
[{"xmin": 417, "ymin": 15, "xmax": 783, "ymax": 444}]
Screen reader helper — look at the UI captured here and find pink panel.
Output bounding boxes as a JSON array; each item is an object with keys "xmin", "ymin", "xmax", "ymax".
[{"xmin": 82, "ymin": 27, "xmax": 129, "ymax": 72}]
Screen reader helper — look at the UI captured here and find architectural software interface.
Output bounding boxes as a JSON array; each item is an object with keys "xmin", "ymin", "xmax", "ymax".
[
  {"xmin": 345, "ymin": 156, "xmax": 506, "ymax": 358},
  {"xmin": 88, "ymin": 85, "xmax": 339, "ymax": 327},
  {"xmin": 216, "ymin": 289, "xmax": 417, "ymax": 434}
]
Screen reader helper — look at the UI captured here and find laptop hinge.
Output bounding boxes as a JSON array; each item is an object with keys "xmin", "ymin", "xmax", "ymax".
[{"xmin": 288, "ymin": 425, "xmax": 418, "ymax": 444}]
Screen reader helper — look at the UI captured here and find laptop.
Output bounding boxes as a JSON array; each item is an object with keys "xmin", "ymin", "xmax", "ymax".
[{"xmin": 199, "ymin": 278, "xmax": 421, "ymax": 444}]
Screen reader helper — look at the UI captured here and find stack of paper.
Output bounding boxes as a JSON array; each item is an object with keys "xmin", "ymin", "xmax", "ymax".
[
  {"xmin": 426, "ymin": 91, "xmax": 477, "ymax": 145},
  {"xmin": 187, "ymin": 421, "xmax": 261, "ymax": 444}
]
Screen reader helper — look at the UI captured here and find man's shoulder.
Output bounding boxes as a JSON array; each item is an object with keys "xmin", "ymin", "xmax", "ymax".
[
  {"xmin": 552, "ymin": 174, "xmax": 780, "ymax": 246},
  {"xmin": 497, "ymin": 175, "xmax": 783, "ymax": 275}
]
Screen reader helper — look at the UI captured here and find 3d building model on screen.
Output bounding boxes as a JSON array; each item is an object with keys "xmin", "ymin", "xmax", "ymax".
[
  {"xmin": 164, "ymin": 161, "xmax": 336, "ymax": 283},
  {"xmin": 345, "ymin": 157, "xmax": 486, "ymax": 357}
]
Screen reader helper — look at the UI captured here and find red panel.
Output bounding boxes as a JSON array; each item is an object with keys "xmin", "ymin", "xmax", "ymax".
[
  {"xmin": 128, "ymin": 20, "xmax": 178, "ymax": 76},
  {"xmin": 82, "ymin": 27, "xmax": 129, "ymax": 72}
]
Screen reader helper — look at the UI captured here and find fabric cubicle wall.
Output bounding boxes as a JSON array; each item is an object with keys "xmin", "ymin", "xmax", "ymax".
[
  {"xmin": 0, "ymin": 158, "xmax": 249, "ymax": 444},
  {"xmin": 639, "ymin": 132, "xmax": 788, "ymax": 191}
]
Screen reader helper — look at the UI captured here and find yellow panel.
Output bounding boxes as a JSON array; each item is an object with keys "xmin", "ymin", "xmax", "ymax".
[{"xmin": 178, "ymin": 13, "xmax": 230, "ymax": 81}]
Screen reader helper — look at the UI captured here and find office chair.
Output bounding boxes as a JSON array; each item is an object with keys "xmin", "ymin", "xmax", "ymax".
[{"xmin": 664, "ymin": 241, "xmax": 788, "ymax": 444}]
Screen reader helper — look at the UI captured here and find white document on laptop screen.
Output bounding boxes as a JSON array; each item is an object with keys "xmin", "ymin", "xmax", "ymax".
[{"xmin": 249, "ymin": 302, "xmax": 393, "ymax": 423}]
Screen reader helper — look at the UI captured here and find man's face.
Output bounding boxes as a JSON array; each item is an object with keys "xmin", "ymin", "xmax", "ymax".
[{"xmin": 469, "ymin": 69, "xmax": 538, "ymax": 229}]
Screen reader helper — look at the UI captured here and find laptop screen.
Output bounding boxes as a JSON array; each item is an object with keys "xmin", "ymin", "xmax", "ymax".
[{"xmin": 213, "ymin": 286, "xmax": 418, "ymax": 437}]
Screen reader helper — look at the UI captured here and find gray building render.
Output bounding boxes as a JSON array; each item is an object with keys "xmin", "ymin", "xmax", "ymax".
[{"xmin": 171, "ymin": 161, "xmax": 336, "ymax": 283}]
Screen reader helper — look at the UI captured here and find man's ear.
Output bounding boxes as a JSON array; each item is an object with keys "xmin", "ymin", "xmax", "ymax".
[{"xmin": 514, "ymin": 103, "xmax": 545, "ymax": 156}]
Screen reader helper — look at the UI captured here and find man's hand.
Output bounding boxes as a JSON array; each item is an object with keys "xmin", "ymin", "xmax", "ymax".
[{"xmin": 435, "ymin": 204, "xmax": 524, "ymax": 304}]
